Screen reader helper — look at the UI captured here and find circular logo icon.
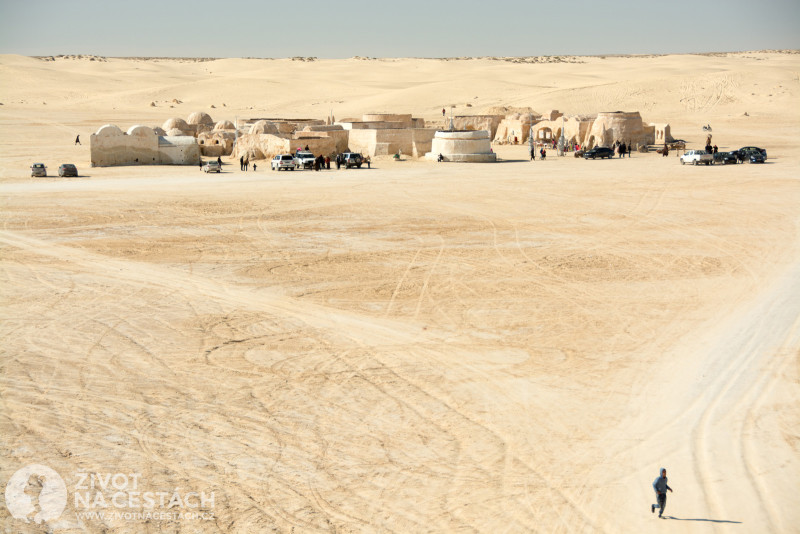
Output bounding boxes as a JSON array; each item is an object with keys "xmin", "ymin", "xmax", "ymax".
[{"xmin": 5, "ymin": 464, "xmax": 67, "ymax": 524}]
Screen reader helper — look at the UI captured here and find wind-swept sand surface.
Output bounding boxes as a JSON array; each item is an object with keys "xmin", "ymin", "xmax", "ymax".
[{"xmin": 1, "ymin": 52, "xmax": 799, "ymax": 532}]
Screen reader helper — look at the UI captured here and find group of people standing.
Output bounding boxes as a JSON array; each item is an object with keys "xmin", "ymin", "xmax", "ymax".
[{"xmin": 614, "ymin": 140, "xmax": 632, "ymax": 158}]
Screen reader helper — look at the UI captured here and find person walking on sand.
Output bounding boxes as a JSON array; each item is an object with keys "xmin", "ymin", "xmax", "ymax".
[
  {"xmin": 651, "ymin": 468, "xmax": 673, "ymax": 518},
  {"xmin": 530, "ymin": 147, "xmax": 535, "ymax": 161},
  {"xmin": 217, "ymin": 156, "xmax": 222, "ymax": 167},
  {"xmin": 240, "ymin": 155, "xmax": 244, "ymax": 171},
  {"xmin": 75, "ymin": 135, "xmax": 81, "ymax": 145},
  {"xmin": 253, "ymin": 163, "xmax": 257, "ymax": 172}
]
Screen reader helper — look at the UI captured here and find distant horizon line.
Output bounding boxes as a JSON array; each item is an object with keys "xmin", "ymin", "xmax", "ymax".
[{"xmin": 18, "ymin": 49, "xmax": 800, "ymax": 61}]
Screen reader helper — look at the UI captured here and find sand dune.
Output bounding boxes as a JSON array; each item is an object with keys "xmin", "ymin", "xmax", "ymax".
[{"xmin": 1, "ymin": 52, "xmax": 799, "ymax": 533}]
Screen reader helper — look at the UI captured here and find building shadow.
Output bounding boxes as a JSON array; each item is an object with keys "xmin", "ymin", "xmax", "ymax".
[{"xmin": 665, "ymin": 516, "xmax": 742, "ymax": 524}]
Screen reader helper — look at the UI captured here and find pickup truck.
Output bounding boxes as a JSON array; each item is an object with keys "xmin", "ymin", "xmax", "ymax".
[{"xmin": 680, "ymin": 150, "xmax": 714, "ymax": 165}]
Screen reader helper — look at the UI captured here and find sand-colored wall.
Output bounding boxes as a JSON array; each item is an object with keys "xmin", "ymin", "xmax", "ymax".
[
  {"xmin": 453, "ymin": 115, "xmax": 504, "ymax": 139},
  {"xmin": 362, "ymin": 113, "xmax": 413, "ymax": 126},
  {"xmin": 531, "ymin": 117, "xmax": 593, "ymax": 146},
  {"xmin": 652, "ymin": 123, "xmax": 673, "ymax": 144},
  {"xmin": 198, "ymin": 131, "xmax": 235, "ymax": 157},
  {"xmin": 90, "ymin": 125, "xmax": 160, "ymax": 167},
  {"xmin": 494, "ymin": 118, "xmax": 532, "ymax": 144},
  {"xmin": 232, "ymin": 133, "xmax": 291, "ymax": 161},
  {"xmin": 290, "ymin": 136, "xmax": 337, "ymax": 157},
  {"xmin": 346, "ymin": 128, "xmax": 435, "ymax": 157},
  {"xmin": 585, "ymin": 111, "xmax": 652, "ymax": 147},
  {"xmin": 158, "ymin": 136, "xmax": 201, "ymax": 165}
]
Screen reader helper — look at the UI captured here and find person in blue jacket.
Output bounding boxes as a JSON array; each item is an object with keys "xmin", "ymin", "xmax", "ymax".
[{"xmin": 651, "ymin": 467, "xmax": 673, "ymax": 517}]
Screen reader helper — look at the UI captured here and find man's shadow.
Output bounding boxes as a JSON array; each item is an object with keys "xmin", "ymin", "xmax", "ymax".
[{"xmin": 664, "ymin": 516, "xmax": 742, "ymax": 524}]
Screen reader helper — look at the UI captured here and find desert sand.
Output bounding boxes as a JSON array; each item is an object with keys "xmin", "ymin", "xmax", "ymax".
[{"xmin": 1, "ymin": 52, "xmax": 799, "ymax": 533}]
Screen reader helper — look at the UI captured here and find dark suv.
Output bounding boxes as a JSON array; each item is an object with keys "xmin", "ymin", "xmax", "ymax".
[
  {"xmin": 736, "ymin": 146, "xmax": 767, "ymax": 163},
  {"xmin": 341, "ymin": 152, "xmax": 363, "ymax": 168},
  {"xmin": 582, "ymin": 146, "xmax": 614, "ymax": 159}
]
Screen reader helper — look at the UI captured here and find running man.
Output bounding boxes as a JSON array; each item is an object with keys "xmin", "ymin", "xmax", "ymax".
[{"xmin": 651, "ymin": 468, "xmax": 673, "ymax": 518}]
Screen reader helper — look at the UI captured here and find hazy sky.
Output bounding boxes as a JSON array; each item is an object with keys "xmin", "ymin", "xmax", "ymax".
[{"xmin": 1, "ymin": 0, "xmax": 798, "ymax": 58}]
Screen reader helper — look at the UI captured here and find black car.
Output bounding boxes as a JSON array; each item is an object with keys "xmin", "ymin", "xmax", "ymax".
[
  {"xmin": 713, "ymin": 151, "xmax": 739, "ymax": 165},
  {"xmin": 582, "ymin": 146, "xmax": 614, "ymax": 159},
  {"xmin": 736, "ymin": 146, "xmax": 767, "ymax": 163},
  {"xmin": 748, "ymin": 152, "xmax": 765, "ymax": 164}
]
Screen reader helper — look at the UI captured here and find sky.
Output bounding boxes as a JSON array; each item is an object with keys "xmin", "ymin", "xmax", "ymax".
[{"xmin": 1, "ymin": 0, "xmax": 798, "ymax": 58}]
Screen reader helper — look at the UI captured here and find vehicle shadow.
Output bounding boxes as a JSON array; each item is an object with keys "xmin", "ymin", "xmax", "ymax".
[{"xmin": 664, "ymin": 516, "xmax": 742, "ymax": 524}]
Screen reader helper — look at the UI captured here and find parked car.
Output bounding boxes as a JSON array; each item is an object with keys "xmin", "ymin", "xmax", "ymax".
[
  {"xmin": 737, "ymin": 146, "xmax": 767, "ymax": 163},
  {"xmin": 582, "ymin": 146, "xmax": 614, "ymax": 159},
  {"xmin": 203, "ymin": 161, "xmax": 221, "ymax": 173},
  {"xmin": 680, "ymin": 150, "xmax": 713, "ymax": 165},
  {"xmin": 271, "ymin": 154, "xmax": 297, "ymax": 171},
  {"xmin": 58, "ymin": 163, "xmax": 78, "ymax": 177},
  {"xmin": 294, "ymin": 151, "xmax": 315, "ymax": 169},
  {"xmin": 713, "ymin": 151, "xmax": 738, "ymax": 165},
  {"xmin": 30, "ymin": 163, "xmax": 47, "ymax": 177},
  {"xmin": 341, "ymin": 152, "xmax": 363, "ymax": 168},
  {"xmin": 747, "ymin": 151, "xmax": 766, "ymax": 164}
]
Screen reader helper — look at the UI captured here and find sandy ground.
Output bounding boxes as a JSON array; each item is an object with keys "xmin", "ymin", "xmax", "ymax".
[{"xmin": 1, "ymin": 52, "xmax": 799, "ymax": 533}]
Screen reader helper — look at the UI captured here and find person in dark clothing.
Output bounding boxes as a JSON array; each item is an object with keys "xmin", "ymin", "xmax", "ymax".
[
  {"xmin": 75, "ymin": 135, "xmax": 81, "ymax": 145},
  {"xmin": 239, "ymin": 156, "xmax": 244, "ymax": 171},
  {"xmin": 540, "ymin": 148, "xmax": 546, "ymax": 160},
  {"xmin": 199, "ymin": 160, "xmax": 203, "ymax": 171},
  {"xmin": 252, "ymin": 163, "xmax": 257, "ymax": 171},
  {"xmin": 217, "ymin": 156, "xmax": 222, "ymax": 167},
  {"xmin": 530, "ymin": 147, "xmax": 535, "ymax": 161},
  {"xmin": 336, "ymin": 154, "xmax": 341, "ymax": 169},
  {"xmin": 620, "ymin": 142, "xmax": 626, "ymax": 158},
  {"xmin": 651, "ymin": 468, "xmax": 673, "ymax": 518}
]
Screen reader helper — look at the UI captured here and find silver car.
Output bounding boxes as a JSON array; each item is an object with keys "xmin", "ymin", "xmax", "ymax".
[
  {"xmin": 271, "ymin": 154, "xmax": 297, "ymax": 171},
  {"xmin": 30, "ymin": 163, "xmax": 47, "ymax": 177},
  {"xmin": 203, "ymin": 161, "xmax": 221, "ymax": 173}
]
